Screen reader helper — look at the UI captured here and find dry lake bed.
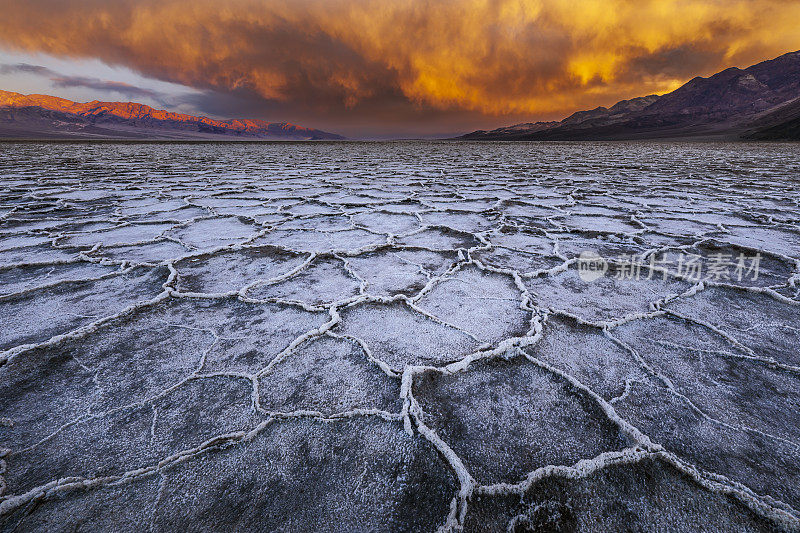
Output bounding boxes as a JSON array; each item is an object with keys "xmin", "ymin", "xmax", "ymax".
[{"xmin": 1, "ymin": 141, "xmax": 799, "ymax": 532}]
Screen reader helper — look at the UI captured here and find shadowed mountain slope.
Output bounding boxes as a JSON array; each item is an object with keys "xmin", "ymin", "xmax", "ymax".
[{"xmin": 459, "ymin": 50, "xmax": 800, "ymax": 141}]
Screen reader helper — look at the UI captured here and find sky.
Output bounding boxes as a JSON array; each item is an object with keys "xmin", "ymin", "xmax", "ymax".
[{"xmin": 0, "ymin": 0, "xmax": 799, "ymax": 139}]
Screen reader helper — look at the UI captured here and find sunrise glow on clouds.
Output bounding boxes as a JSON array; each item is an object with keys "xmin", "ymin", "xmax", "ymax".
[{"xmin": 0, "ymin": 0, "xmax": 798, "ymax": 136}]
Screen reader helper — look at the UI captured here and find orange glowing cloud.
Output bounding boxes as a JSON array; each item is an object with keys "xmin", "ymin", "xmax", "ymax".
[{"xmin": 0, "ymin": 0, "xmax": 798, "ymax": 130}]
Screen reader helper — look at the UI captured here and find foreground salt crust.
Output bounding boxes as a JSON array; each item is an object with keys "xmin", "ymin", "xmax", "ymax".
[{"xmin": 0, "ymin": 141, "xmax": 799, "ymax": 532}]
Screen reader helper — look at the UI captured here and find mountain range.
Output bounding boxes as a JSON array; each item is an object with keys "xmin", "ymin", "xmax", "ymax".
[
  {"xmin": 2, "ymin": 50, "xmax": 798, "ymax": 142},
  {"xmin": 0, "ymin": 90, "xmax": 343, "ymax": 140},
  {"xmin": 459, "ymin": 50, "xmax": 800, "ymax": 141}
]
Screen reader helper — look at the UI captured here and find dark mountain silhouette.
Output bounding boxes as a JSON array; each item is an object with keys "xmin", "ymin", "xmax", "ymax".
[
  {"xmin": 459, "ymin": 50, "xmax": 800, "ymax": 141},
  {"xmin": 741, "ymin": 97, "xmax": 800, "ymax": 140},
  {"xmin": 0, "ymin": 90, "xmax": 344, "ymax": 140}
]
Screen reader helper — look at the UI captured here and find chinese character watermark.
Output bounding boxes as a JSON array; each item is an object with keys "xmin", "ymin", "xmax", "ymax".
[{"xmin": 576, "ymin": 251, "xmax": 761, "ymax": 282}]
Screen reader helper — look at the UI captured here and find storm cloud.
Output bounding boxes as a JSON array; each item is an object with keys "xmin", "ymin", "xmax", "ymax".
[{"xmin": 0, "ymin": 0, "xmax": 798, "ymax": 135}]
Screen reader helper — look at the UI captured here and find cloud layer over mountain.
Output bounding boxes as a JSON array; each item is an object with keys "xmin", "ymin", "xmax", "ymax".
[{"xmin": 1, "ymin": 0, "xmax": 798, "ymax": 135}]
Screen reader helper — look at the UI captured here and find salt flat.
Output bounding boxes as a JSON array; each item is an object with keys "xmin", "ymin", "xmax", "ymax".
[{"xmin": 0, "ymin": 141, "xmax": 799, "ymax": 532}]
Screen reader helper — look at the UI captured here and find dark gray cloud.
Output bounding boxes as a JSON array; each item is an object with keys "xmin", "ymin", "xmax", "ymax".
[
  {"xmin": 1, "ymin": 62, "xmax": 167, "ymax": 101},
  {"xmin": 51, "ymin": 76, "xmax": 164, "ymax": 100},
  {"xmin": 0, "ymin": 63, "xmax": 56, "ymax": 76}
]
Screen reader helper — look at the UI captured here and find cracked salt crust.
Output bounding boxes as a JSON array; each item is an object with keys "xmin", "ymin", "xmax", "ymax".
[{"xmin": 0, "ymin": 141, "xmax": 799, "ymax": 532}]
